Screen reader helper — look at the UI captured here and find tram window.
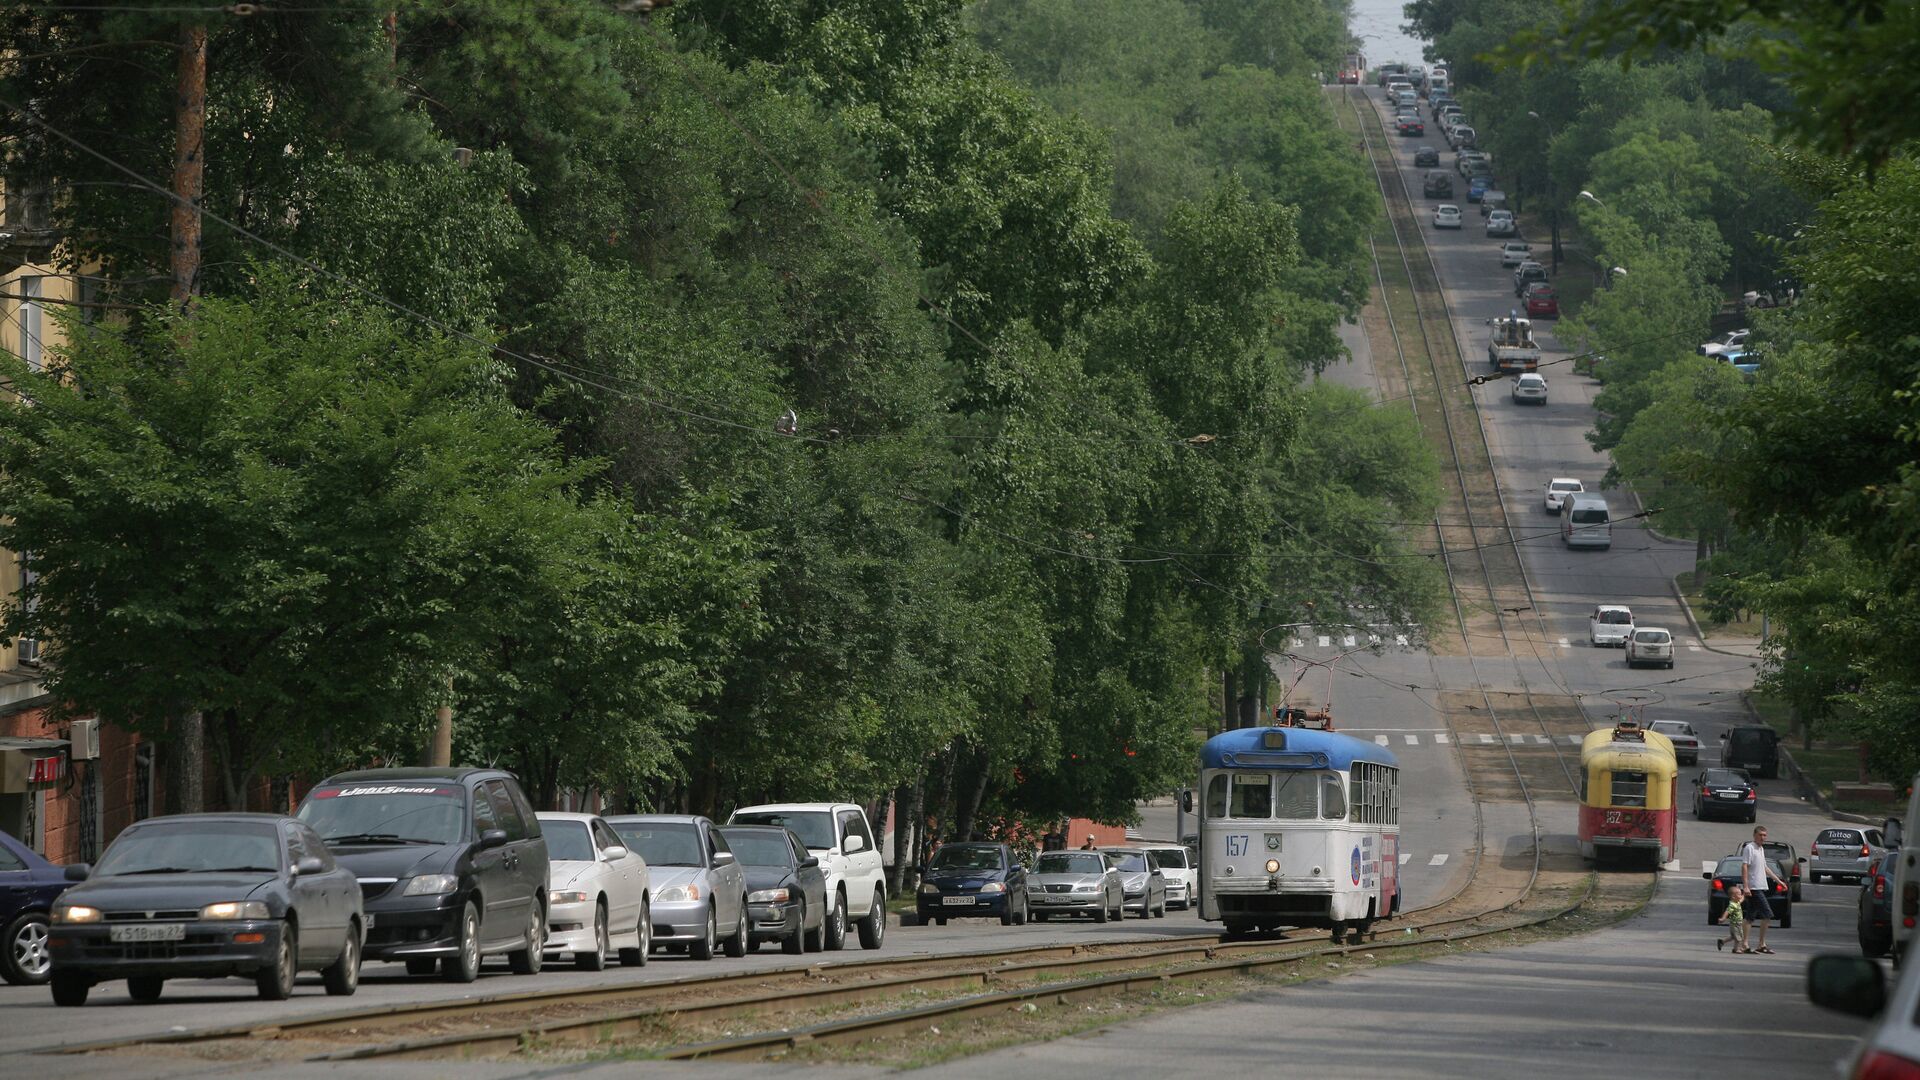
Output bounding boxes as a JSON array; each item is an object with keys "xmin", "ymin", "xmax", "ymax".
[
  {"xmin": 1321, "ymin": 772, "xmax": 1347, "ymax": 819},
  {"xmin": 1611, "ymin": 770, "xmax": 1648, "ymax": 808},
  {"xmin": 1206, "ymin": 775, "xmax": 1229, "ymax": 818},
  {"xmin": 1351, "ymin": 769, "xmax": 1367, "ymax": 825},
  {"xmin": 1273, "ymin": 772, "xmax": 1317, "ymax": 819},
  {"xmin": 1230, "ymin": 774, "xmax": 1273, "ymax": 818}
]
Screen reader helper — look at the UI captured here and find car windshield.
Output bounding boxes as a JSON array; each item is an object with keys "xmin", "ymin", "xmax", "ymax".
[
  {"xmin": 1704, "ymin": 770, "xmax": 1747, "ymax": 786},
  {"xmin": 719, "ymin": 829, "xmax": 796, "ymax": 868},
  {"xmin": 611, "ymin": 821, "xmax": 704, "ymax": 866},
  {"xmin": 1106, "ymin": 851, "xmax": 1150, "ymax": 872},
  {"xmin": 1633, "ymin": 630, "xmax": 1670, "ymax": 643},
  {"xmin": 1035, "ymin": 852, "xmax": 1105, "ymax": 875},
  {"xmin": 96, "ymin": 820, "xmax": 281, "ymax": 876},
  {"xmin": 731, "ymin": 810, "xmax": 835, "ymax": 851},
  {"xmin": 543, "ymin": 821, "xmax": 595, "ymax": 863},
  {"xmin": 1148, "ymin": 848, "xmax": 1188, "ymax": 869},
  {"xmin": 1714, "ymin": 857, "xmax": 1746, "ymax": 877},
  {"xmin": 299, "ymin": 782, "xmax": 468, "ymax": 844},
  {"xmin": 1817, "ymin": 829, "xmax": 1865, "ymax": 845},
  {"xmin": 929, "ymin": 846, "xmax": 1002, "ymax": 871}
]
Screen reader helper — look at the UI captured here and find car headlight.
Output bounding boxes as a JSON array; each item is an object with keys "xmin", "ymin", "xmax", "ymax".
[
  {"xmin": 402, "ymin": 874, "xmax": 459, "ymax": 897},
  {"xmin": 920, "ymin": 883, "xmax": 941, "ymax": 895},
  {"xmin": 549, "ymin": 890, "xmax": 590, "ymax": 906},
  {"xmin": 657, "ymin": 883, "xmax": 702, "ymax": 904},
  {"xmin": 53, "ymin": 905, "xmax": 101, "ymax": 924},
  {"xmin": 978, "ymin": 881, "xmax": 1006, "ymax": 894},
  {"xmin": 1072, "ymin": 883, "xmax": 1098, "ymax": 893},
  {"xmin": 200, "ymin": 901, "xmax": 271, "ymax": 920},
  {"xmin": 748, "ymin": 888, "xmax": 790, "ymax": 904}
]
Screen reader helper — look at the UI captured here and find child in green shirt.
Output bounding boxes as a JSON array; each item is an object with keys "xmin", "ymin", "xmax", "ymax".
[{"xmin": 1719, "ymin": 884, "xmax": 1747, "ymax": 952}]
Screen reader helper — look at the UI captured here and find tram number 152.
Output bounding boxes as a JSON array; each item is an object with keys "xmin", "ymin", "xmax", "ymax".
[{"xmin": 1225, "ymin": 835, "xmax": 1249, "ymax": 857}]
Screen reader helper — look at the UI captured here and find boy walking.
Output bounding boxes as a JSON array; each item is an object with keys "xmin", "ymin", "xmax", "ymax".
[{"xmin": 1718, "ymin": 883, "xmax": 1747, "ymax": 952}]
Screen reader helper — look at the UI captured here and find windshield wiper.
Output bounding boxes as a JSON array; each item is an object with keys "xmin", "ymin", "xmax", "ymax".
[
  {"xmin": 324, "ymin": 832, "xmax": 410, "ymax": 845},
  {"xmin": 117, "ymin": 867, "xmax": 196, "ymax": 875},
  {"xmin": 204, "ymin": 866, "xmax": 277, "ymax": 873}
]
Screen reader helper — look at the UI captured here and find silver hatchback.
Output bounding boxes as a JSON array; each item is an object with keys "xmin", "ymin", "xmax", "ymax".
[
  {"xmin": 1810, "ymin": 826, "xmax": 1889, "ymax": 884},
  {"xmin": 605, "ymin": 815, "xmax": 748, "ymax": 960},
  {"xmin": 1027, "ymin": 850, "xmax": 1124, "ymax": 923}
]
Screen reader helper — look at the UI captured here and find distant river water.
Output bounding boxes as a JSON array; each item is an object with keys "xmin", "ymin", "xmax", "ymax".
[{"xmin": 1348, "ymin": 0, "xmax": 1429, "ymax": 70}]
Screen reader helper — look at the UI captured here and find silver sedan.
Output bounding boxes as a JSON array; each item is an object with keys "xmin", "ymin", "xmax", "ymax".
[
  {"xmin": 1026, "ymin": 851, "xmax": 1124, "ymax": 923},
  {"xmin": 1102, "ymin": 848, "xmax": 1169, "ymax": 918}
]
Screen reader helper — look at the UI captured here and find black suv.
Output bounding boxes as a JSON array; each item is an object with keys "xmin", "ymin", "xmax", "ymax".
[
  {"xmin": 1722, "ymin": 725, "xmax": 1782, "ymax": 779},
  {"xmin": 297, "ymin": 767, "xmax": 550, "ymax": 982},
  {"xmin": 1424, "ymin": 172, "xmax": 1454, "ymax": 198},
  {"xmin": 1413, "ymin": 145, "xmax": 1440, "ymax": 167}
]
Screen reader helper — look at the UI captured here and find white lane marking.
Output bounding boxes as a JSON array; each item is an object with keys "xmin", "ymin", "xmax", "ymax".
[
  {"xmin": 1429, "ymin": 854, "xmax": 1449, "ymax": 866},
  {"xmin": 1343, "ymin": 634, "xmax": 1357, "ymax": 647},
  {"xmin": 1395, "ymin": 634, "xmax": 1409, "ymax": 647},
  {"xmin": 1403, "ymin": 734, "xmax": 1419, "ymax": 745},
  {"xmin": 1534, "ymin": 734, "xmax": 1551, "ymax": 745},
  {"xmin": 1434, "ymin": 733, "xmax": 1450, "ymax": 745},
  {"xmin": 1375, "ymin": 736, "xmax": 1390, "ymax": 746},
  {"xmin": 1689, "ymin": 639, "xmax": 1703, "ymax": 647},
  {"xmin": 1479, "ymin": 733, "xmax": 1495, "ymax": 744},
  {"xmin": 1507, "ymin": 733, "xmax": 1525, "ymax": 744},
  {"xmin": 1290, "ymin": 638, "xmax": 1304, "ymax": 649},
  {"xmin": 1318, "ymin": 635, "xmax": 1331, "ymax": 648},
  {"xmin": 1558, "ymin": 637, "xmax": 1570, "ymax": 648},
  {"xmin": 1565, "ymin": 734, "xmax": 1583, "ymax": 745},
  {"xmin": 1399, "ymin": 854, "xmax": 1412, "ymax": 866},
  {"xmin": 1688, "ymin": 645, "xmax": 1702, "ymax": 652}
]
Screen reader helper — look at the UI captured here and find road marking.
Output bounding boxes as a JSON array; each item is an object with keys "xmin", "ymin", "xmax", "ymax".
[
  {"xmin": 1318, "ymin": 635, "xmax": 1331, "ymax": 648},
  {"xmin": 1558, "ymin": 637, "xmax": 1570, "ymax": 648},
  {"xmin": 1688, "ymin": 645, "xmax": 1702, "ymax": 652},
  {"xmin": 1434, "ymin": 733, "xmax": 1450, "ymax": 745},
  {"xmin": 1565, "ymin": 734, "xmax": 1583, "ymax": 745},
  {"xmin": 1429, "ymin": 853, "xmax": 1449, "ymax": 866},
  {"xmin": 1343, "ymin": 634, "xmax": 1357, "ymax": 647},
  {"xmin": 1291, "ymin": 638, "xmax": 1305, "ymax": 650},
  {"xmin": 1535, "ymin": 734, "xmax": 1551, "ymax": 745},
  {"xmin": 1403, "ymin": 734, "xmax": 1419, "ymax": 745},
  {"xmin": 1399, "ymin": 853, "xmax": 1412, "ymax": 865},
  {"xmin": 1507, "ymin": 733, "xmax": 1525, "ymax": 744},
  {"xmin": 1479, "ymin": 733, "xmax": 1495, "ymax": 744},
  {"xmin": 1375, "ymin": 735, "xmax": 1390, "ymax": 746},
  {"xmin": 1395, "ymin": 634, "xmax": 1409, "ymax": 647}
]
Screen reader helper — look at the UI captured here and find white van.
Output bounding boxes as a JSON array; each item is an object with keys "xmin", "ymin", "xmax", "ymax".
[{"xmin": 1561, "ymin": 495, "xmax": 1611, "ymax": 549}]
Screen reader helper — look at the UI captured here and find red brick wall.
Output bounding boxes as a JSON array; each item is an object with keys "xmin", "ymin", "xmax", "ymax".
[{"xmin": 2, "ymin": 705, "xmax": 152, "ymax": 863}]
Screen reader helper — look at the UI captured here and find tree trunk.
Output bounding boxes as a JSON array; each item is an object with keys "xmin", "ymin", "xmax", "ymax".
[
  {"xmin": 269, "ymin": 774, "xmax": 291, "ymax": 815},
  {"xmin": 170, "ymin": 22, "xmax": 206, "ymax": 308},
  {"xmin": 954, "ymin": 745, "xmax": 990, "ymax": 842},
  {"xmin": 164, "ymin": 711, "xmax": 204, "ymax": 815},
  {"xmin": 887, "ymin": 780, "xmax": 915, "ymax": 895}
]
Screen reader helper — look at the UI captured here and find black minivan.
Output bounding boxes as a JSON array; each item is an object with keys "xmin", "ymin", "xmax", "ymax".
[
  {"xmin": 1722, "ymin": 725, "xmax": 1782, "ymax": 779},
  {"xmin": 297, "ymin": 767, "xmax": 550, "ymax": 982}
]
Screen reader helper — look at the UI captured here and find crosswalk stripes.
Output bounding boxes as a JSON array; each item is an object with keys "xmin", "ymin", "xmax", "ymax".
[
  {"xmin": 1374, "ymin": 735, "xmax": 1390, "ymax": 746},
  {"xmin": 1558, "ymin": 637, "xmax": 1570, "ymax": 648},
  {"xmin": 1330, "ymin": 730, "xmax": 1589, "ymax": 748},
  {"xmin": 1317, "ymin": 635, "xmax": 1331, "ymax": 648},
  {"xmin": 1342, "ymin": 634, "xmax": 1357, "ymax": 647},
  {"xmin": 1398, "ymin": 853, "xmax": 1412, "ymax": 865},
  {"xmin": 1428, "ymin": 853, "xmax": 1449, "ymax": 866},
  {"xmin": 1395, "ymin": 634, "xmax": 1408, "ymax": 647},
  {"xmin": 1434, "ymin": 732, "xmax": 1450, "ymax": 744},
  {"xmin": 1479, "ymin": 733, "xmax": 1495, "ymax": 744}
]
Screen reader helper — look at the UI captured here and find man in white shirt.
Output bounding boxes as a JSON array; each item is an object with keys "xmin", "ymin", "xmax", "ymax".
[{"xmin": 1740, "ymin": 825, "xmax": 1788, "ymax": 954}]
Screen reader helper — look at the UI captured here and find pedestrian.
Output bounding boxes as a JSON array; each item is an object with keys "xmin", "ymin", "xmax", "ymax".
[
  {"xmin": 1080, "ymin": 833, "xmax": 1098, "ymax": 850},
  {"xmin": 1740, "ymin": 825, "xmax": 1789, "ymax": 954},
  {"xmin": 1717, "ymin": 883, "xmax": 1747, "ymax": 952}
]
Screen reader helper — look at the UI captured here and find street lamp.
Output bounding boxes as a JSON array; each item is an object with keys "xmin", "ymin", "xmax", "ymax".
[{"xmin": 1579, "ymin": 190, "xmax": 1604, "ymax": 206}]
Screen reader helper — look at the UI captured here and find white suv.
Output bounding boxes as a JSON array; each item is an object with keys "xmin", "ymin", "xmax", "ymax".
[
  {"xmin": 1589, "ymin": 605, "xmax": 1634, "ymax": 647},
  {"xmin": 728, "ymin": 803, "xmax": 887, "ymax": 950},
  {"xmin": 1625, "ymin": 626, "xmax": 1674, "ymax": 668}
]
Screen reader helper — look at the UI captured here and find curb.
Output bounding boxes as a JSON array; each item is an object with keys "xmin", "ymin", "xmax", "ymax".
[
  {"xmin": 1668, "ymin": 573, "xmax": 1764, "ymax": 661},
  {"xmin": 1730, "ymin": 689, "xmax": 1880, "ymax": 826}
]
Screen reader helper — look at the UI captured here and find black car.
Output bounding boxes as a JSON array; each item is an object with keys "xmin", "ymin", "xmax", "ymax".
[
  {"xmin": 46, "ymin": 813, "xmax": 363, "ymax": 1006},
  {"xmin": 1692, "ymin": 767, "xmax": 1758, "ymax": 822},
  {"xmin": 297, "ymin": 767, "xmax": 549, "ymax": 983},
  {"xmin": 1423, "ymin": 172, "xmax": 1454, "ymax": 198},
  {"xmin": 1860, "ymin": 852, "xmax": 1898, "ymax": 957},
  {"xmin": 916, "ymin": 842, "xmax": 1030, "ymax": 926},
  {"xmin": 717, "ymin": 824, "xmax": 826, "ymax": 955},
  {"xmin": 1705, "ymin": 854, "xmax": 1792, "ymax": 928},
  {"xmin": 1413, "ymin": 145, "xmax": 1440, "ymax": 168},
  {"xmin": 1, "ymin": 827, "xmax": 70, "ymax": 986},
  {"xmin": 1723, "ymin": 725, "xmax": 1781, "ymax": 779}
]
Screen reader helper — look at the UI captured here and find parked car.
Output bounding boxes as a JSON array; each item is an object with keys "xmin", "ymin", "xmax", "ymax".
[
  {"xmin": 1648, "ymin": 719, "xmax": 1701, "ymax": 766},
  {"xmin": 1692, "ymin": 767, "xmax": 1758, "ymax": 823},
  {"xmin": 0, "ymin": 827, "xmax": 67, "ymax": 986},
  {"xmin": 1497, "ymin": 240, "xmax": 1532, "ymax": 267},
  {"xmin": 1413, "ymin": 145, "xmax": 1440, "ymax": 167},
  {"xmin": 1424, "ymin": 171, "xmax": 1454, "ymax": 198},
  {"xmin": 1626, "ymin": 626, "xmax": 1675, "ymax": 668},
  {"xmin": 1466, "ymin": 176, "xmax": 1492, "ymax": 203},
  {"xmin": 1544, "ymin": 477, "xmax": 1585, "ymax": 513},
  {"xmin": 1449, "ymin": 124, "xmax": 1477, "ymax": 149},
  {"xmin": 1523, "ymin": 282, "xmax": 1559, "ymax": 318},
  {"xmin": 1481, "ymin": 191, "xmax": 1509, "ymax": 217},
  {"xmin": 718, "ymin": 824, "xmax": 827, "ymax": 954},
  {"xmin": 47, "ymin": 813, "xmax": 363, "ymax": 1006},
  {"xmin": 1510, "ymin": 372, "xmax": 1548, "ymax": 405},
  {"xmin": 606, "ymin": 814, "xmax": 746, "ymax": 959},
  {"xmin": 916, "ymin": 842, "xmax": 1029, "ymax": 927},
  {"xmin": 1722, "ymin": 725, "xmax": 1782, "ymax": 779},
  {"xmin": 1589, "ymin": 604, "xmax": 1635, "ymax": 647},
  {"xmin": 1704, "ymin": 853, "xmax": 1791, "ymax": 928},
  {"xmin": 1027, "ymin": 849, "xmax": 1124, "ymax": 923},
  {"xmin": 1700, "ymin": 328, "xmax": 1750, "ymax": 357},
  {"xmin": 1487, "ymin": 210, "xmax": 1518, "ymax": 237},
  {"xmin": 537, "ymin": 812, "xmax": 650, "ymax": 970},
  {"xmin": 1861, "ymin": 851, "xmax": 1899, "ymax": 956},
  {"xmin": 1760, "ymin": 839, "xmax": 1805, "ymax": 902},
  {"xmin": 1102, "ymin": 848, "xmax": 1169, "ymax": 918},
  {"xmin": 1143, "ymin": 844, "xmax": 1196, "ymax": 910},
  {"xmin": 1433, "ymin": 204, "xmax": 1463, "ymax": 229},
  {"xmin": 728, "ymin": 802, "xmax": 887, "ymax": 950},
  {"xmin": 1721, "ymin": 348, "xmax": 1760, "ymax": 374},
  {"xmin": 298, "ymin": 767, "xmax": 549, "ymax": 982},
  {"xmin": 1812, "ymin": 826, "xmax": 1891, "ymax": 884},
  {"xmin": 1513, "ymin": 261, "xmax": 1548, "ymax": 295}
]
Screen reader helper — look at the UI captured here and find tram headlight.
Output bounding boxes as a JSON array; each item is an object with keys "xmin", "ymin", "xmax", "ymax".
[{"xmin": 1265, "ymin": 859, "xmax": 1280, "ymax": 874}]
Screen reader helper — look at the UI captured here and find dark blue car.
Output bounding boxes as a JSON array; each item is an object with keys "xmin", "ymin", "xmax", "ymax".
[
  {"xmin": 1, "ymin": 827, "xmax": 70, "ymax": 985},
  {"xmin": 916, "ymin": 843, "xmax": 1028, "ymax": 926}
]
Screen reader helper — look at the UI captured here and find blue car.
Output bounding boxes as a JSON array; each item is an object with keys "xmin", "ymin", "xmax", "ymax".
[
  {"xmin": 1467, "ymin": 175, "xmax": 1491, "ymax": 202},
  {"xmin": 1, "ymin": 828, "xmax": 69, "ymax": 986},
  {"xmin": 917, "ymin": 843, "xmax": 1029, "ymax": 926},
  {"xmin": 1722, "ymin": 349, "xmax": 1759, "ymax": 374}
]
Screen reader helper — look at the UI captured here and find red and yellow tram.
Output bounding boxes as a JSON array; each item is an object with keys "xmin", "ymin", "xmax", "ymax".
[{"xmin": 1578, "ymin": 721, "xmax": 1677, "ymax": 868}]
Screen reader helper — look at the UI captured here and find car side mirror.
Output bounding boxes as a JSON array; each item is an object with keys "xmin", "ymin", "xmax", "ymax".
[
  {"xmin": 64, "ymin": 863, "xmax": 90, "ymax": 882},
  {"xmin": 713, "ymin": 850, "xmax": 736, "ymax": 866},
  {"xmin": 603, "ymin": 845, "xmax": 629, "ymax": 861},
  {"xmin": 1807, "ymin": 954, "xmax": 1887, "ymax": 1018},
  {"xmin": 295, "ymin": 856, "xmax": 327, "ymax": 876},
  {"xmin": 479, "ymin": 829, "xmax": 508, "ymax": 849},
  {"xmin": 1797, "ymin": 857, "xmax": 1808, "ymax": 865},
  {"xmin": 1701, "ymin": 871, "xmax": 1713, "ymax": 879},
  {"xmin": 801, "ymin": 856, "xmax": 819, "ymax": 869},
  {"xmin": 1151, "ymin": 869, "xmax": 1163, "ymax": 877},
  {"xmin": 843, "ymin": 834, "xmax": 866, "ymax": 854}
]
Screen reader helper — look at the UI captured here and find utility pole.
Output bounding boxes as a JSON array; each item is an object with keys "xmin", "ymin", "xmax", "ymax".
[
  {"xmin": 166, "ymin": 21, "xmax": 207, "ymax": 812},
  {"xmin": 430, "ymin": 674, "xmax": 454, "ymax": 767}
]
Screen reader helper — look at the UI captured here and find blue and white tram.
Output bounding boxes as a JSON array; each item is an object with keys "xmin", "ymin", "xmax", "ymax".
[{"xmin": 1194, "ymin": 726, "xmax": 1401, "ymax": 940}]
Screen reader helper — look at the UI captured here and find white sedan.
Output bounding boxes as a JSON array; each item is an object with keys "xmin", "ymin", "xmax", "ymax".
[
  {"xmin": 1433, "ymin": 204, "xmax": 1463, "ymax": 229},
  {"xmin": 1545, "ymin": 477, "xmax": 1584, "ymax": 512},
  {"xmin": 1589, "ymin": 604, "xmax": 1635, "ymax": 648},
  {"xmin": 537, "ymin": 812, "xmax": 651, "ymax": 971}
]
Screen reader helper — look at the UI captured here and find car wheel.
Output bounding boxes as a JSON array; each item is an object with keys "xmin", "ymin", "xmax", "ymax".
[
  {"xmin": 508, "ymin": 903, "xmax": 545, "ymax": 975},
  {"xmin": 1155, "ymin": 898, "xmax": 1167, "ymax": 918},
  {"xmin": 50, "ymin": 972, "xmax": 90, "ymax": 1007},
  {"xmin": 620, "ymin": 900, "xmax": 651, "ymax": 967},
  {"xmin": 783, "ymin": 900, "xmax": 806, "ymax": 955},
  {"xmin": 406, "ymin": 957, "xmax": 438, "ymax": 976},
  {"xmin": 577, "ymin": 903, "xmax": 609, "ymax": 971},
  {"xmin": 1033, "ymin": 911, "xmax": 1050, "ymax": 922},
  {"xmin": 1001, "ymin": 898, "xmax": 1017, "ymax": 927},
  {"xmin": 803, "ymin": 901, "xmax": 826, "ymax": 953},
  {"xmin": 1013, "ymin": 894, "xmax": 1028, "ymax": 926},
  {"xmin": 858, "ymin": 889, "xmax": 886, "ymax": 949},
  {"xmin": 1780, "ymin": 907, "xmax": 1793, "ymax": 930},
  {"xmin": 824, "ymin": 891, "xmax": 847, "ymax": 951},
  {"xmin": 934, "ymin": 916, "xmax": 947, "ymax": 926},
  {"xmin": 690, "ymin": 905, "xmax": 717, "ymax": 961},
  {"xmin": 1094, "ymin": 901, "xmax": 1109, "ymax": 925},
  {"xmin": 442, "ymin": 902, "xmax": 482, "ymax": 983},
  {"xmin": 723, "ymin": 903, "xmax": 748, "ymax": 958},
  {"xmin": 1, "ymin": 911, "xmax": 52, "ymax": 986},
  {"xmin": 256, "ymin": 924, "xmax": 297, "ymax": 1000},
  {"xmin": 127, "ymin": 975, "xmax": 164, "ymax": 1003},
  {"xmin": 322, "ymin": 921, "xmax": 362, "ymax": 996}
]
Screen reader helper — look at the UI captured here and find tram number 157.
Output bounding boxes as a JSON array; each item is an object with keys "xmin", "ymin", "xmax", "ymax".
[{"xmin": 1225, "ymin": 835, "xmax": 1249, "ymax": 857}]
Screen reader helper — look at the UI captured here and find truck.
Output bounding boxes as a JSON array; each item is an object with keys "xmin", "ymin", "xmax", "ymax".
[{"xmin": 1487, "ymin": 316, "xmax": 1540, "ymax": 373}]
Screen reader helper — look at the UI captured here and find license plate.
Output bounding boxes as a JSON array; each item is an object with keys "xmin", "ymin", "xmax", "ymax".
[
  {"xmin": 110, "ymin": 923, "xmax": 185, "ymax": 943},
  {"xmin": 363, "ymin": 914, "xmax": 375, "ymax": 929},
  {"xmin": 941, "ymin": 896, "xmax": 974, "ymax": 906},
  {"xmin": 1034, "ymin": 895, "xmax": 1060, "ymax": 903}
]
